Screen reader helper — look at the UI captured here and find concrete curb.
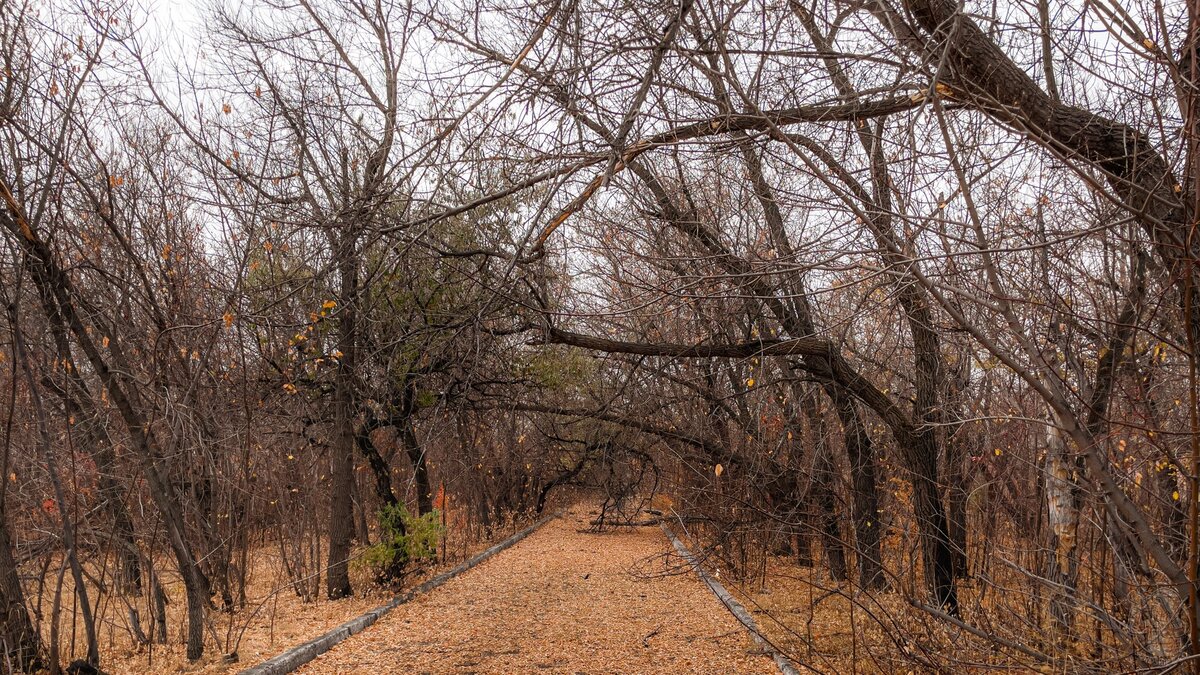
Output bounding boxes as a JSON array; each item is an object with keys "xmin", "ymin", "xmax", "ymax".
[
  {"xmin": 239, "ymin": 509, "xmax": 564, "ymax": 675},
  {"xmin": 662, "ymin": 524, "xmax": 802, "ymax": 675}
]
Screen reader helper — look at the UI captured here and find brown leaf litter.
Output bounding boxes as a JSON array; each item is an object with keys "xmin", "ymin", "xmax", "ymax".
[{"xmin": 298, "ymin": 507, "xmax": 777, "ymax": 674}]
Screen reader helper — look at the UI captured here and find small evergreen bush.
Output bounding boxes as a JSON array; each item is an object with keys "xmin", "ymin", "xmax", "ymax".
[{"xmin": 362, "ymin": 503, "xmax": 443, "ymax": 577}]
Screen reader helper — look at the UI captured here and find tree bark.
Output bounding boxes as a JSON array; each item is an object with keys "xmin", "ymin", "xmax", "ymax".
[
  {"xmin": 355, "ymin": 420, "xmax": 399, "ymax": 509},
  {"xmin": 898, "ymin": 0, "xmax": 1195, "ymax": 328},
  {"xmin": 10, "ymin": 308, "xmax": 99, "ymax": 669},
  {"xmin": 0, "ymin": 507, "xmax": 41, "ymax": 673},
  {"xmin": 800, "ymin": 390, "xmax": 849, "ymax": 582},
  {"xmin": 1, "ymin": 186, "xmax": 211, "ymax": 660},
  {"xmin": 327, "ymin": 228, "xmax": 358, "ymax": 601},
  {"xmin": 1044, "ymin": 424, "xmax": 1081, "ymax": 636},
  {"xmin": 401, "ymin": 417, "xmax": 433, "ymax": 517},
  {"xmin": 944, "ymin": 434, "xmax": 969, "ymax": 579}
]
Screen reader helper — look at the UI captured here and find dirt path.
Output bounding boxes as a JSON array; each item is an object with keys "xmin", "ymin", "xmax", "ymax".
[{"xmin": 297, "ymin": 508, "xmax": 777, "ymax": 674}]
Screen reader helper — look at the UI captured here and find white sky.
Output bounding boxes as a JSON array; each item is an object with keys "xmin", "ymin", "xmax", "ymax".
[{"xmin": 139, "ymin": 0, "xmax": 206, "ymax": 62}]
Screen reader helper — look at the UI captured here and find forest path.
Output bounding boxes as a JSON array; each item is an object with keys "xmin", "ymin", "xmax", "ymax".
[{"xmin": 297, "ymin": 507, "xmax": 777, "ymax": 674}]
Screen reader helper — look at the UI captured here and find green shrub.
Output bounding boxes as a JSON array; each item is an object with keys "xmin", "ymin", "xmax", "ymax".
[{"xmin": 362, "ymin": 503, "xmax": 443, "ymax": 575}]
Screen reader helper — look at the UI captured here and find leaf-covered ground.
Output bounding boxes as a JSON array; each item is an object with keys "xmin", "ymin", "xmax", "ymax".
[
  {"xmin": 38, "ymin": 513, "xmax": 530, "ymax": 674},
  {"xmin": 298, "ymin": 508, "xmax": 777, "ymax": 674}
]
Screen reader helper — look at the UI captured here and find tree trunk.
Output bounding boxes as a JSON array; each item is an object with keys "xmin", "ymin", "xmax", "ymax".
[
  {"xmin": 355, "ymin": 422, "xmax": 398, "ymax": 509},
  {"xmin": 812, "ymin": 448, "xmax": 848, "ymax": 582},
  {"xmin": 1044, "ymin": 424, "xmax": 1080, "ymax": 637},
  {"xmin": 326, "ymin": 229, "xmax": 358, "ymax": 601},
  {"xmin": 829, "ymin": 388, "xmax": 885, "ymax": 590},
  {"xmin": 1, "ymin": 200, "xmax": 211, "ymax": 660},
  {"xmin": 0, "ymin": 513, "xmax": 42, "ymax": 673},
  {"xmin": 908, "ymin": 432, "xmax": 959, "ymax": 613},
  {"xmin": 402, "ymin": 418, "xmax": 433, "ymax": 516},
  {"xmin": 102, "ymin": 464, "xmax": 142, "ymax": 594},
  {"xmin": 945, "ymin": 435, "xmax": 969, "ymax": 578},
  {"xmin": 799, "ymin": 387, "xmax": 848, "ymax": 581},
  {"xmin": 11, "ymin": 316, "xmax": 99, "ymax": 669},
  {"xmin": 37, "ymin": 317, "xmax": 142, "ymax": 594}
]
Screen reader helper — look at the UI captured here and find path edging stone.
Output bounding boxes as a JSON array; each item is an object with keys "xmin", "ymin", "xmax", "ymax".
[
  {"xmin": 239, "ymin": 509, "xmax": 564, "ymax": 675},
  {"xmin": 662, "ymin": 523, "xmax": 802, "ymax": 675}
]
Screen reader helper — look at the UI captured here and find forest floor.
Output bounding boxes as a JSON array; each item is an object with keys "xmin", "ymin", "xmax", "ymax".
[
  {"xmin": 296, "ymin": 506, "xmax": 777, "ymax": 674},
  {"xmin": 32, "ymin": 509, "xmax": 538, "ymax": 674}
]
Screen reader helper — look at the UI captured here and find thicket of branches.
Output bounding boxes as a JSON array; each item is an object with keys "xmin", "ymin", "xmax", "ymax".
[{"xmin": 2, "ymin": 0, "xmax": 1199, "ymax": 671}]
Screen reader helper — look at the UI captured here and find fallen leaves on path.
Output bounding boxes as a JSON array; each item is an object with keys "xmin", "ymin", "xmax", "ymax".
[{"xmin": 300, "ymin": 508, "xmax": 777, "ymax": 674}]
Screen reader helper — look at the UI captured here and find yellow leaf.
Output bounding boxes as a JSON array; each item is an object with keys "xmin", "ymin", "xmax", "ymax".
[
  {"xmin": 1173, "ymin": 491, "xmax": 1180, "ymax": 501},
  {"xmin": 745, "ymin": 378, "xmax": 755, "ymax": 388},
  {"xmin": 994, "ymin": 448, "xmax": 1002, "ymax": 456},
  {"xmin": 322, "ymin": 300, "xmax": 337, "ymax": 310}
]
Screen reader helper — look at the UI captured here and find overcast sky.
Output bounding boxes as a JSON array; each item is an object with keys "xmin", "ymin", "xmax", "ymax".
[{"xmin": 140, "ymin": 0, "xmax": 205, "ymax": 62}]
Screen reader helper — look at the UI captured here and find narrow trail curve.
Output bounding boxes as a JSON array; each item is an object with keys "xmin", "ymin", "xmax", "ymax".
[{"xmin": 298, "ymin": 508, "xmax": 778, "ymax": 674}]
